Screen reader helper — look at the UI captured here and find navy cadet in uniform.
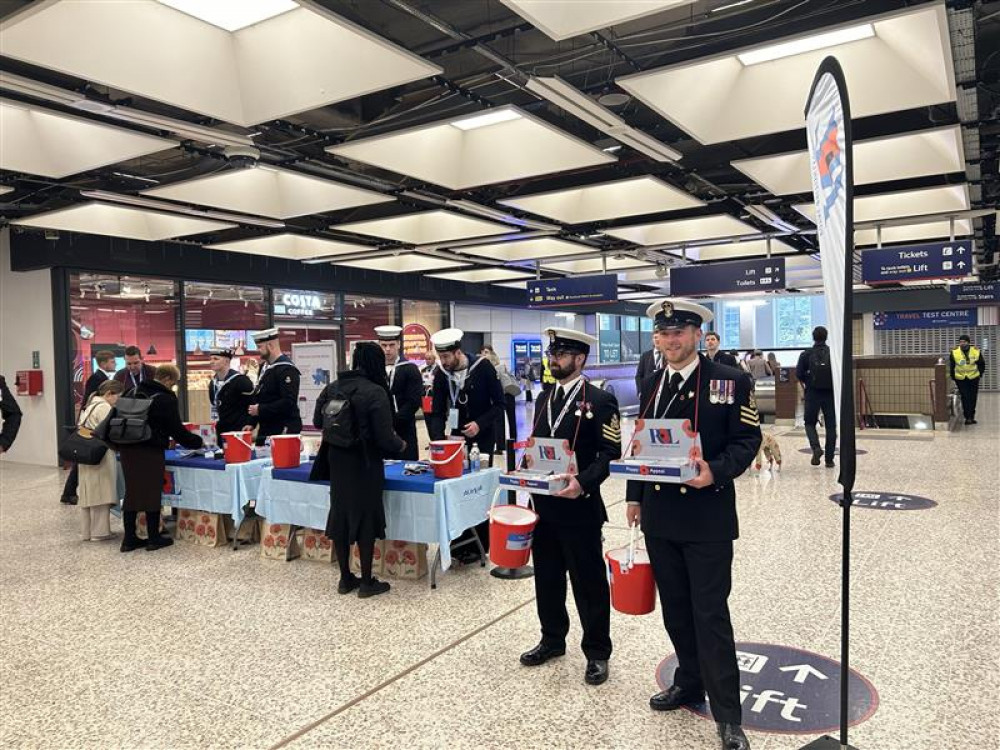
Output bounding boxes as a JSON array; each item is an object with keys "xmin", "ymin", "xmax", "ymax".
[
  {"xmin": 626, "ymin": 300, "xmax": 761, "ymax": 750},
  {"xmin": 427, "ymin": 328, "xmax": 504, "ymax": 561},
  {"xmin": 207, "ymin": 348, "xmax": 254, "ymax": 445},
  {"xmin": 375, "ymin": 325, "xmax": 422, "ymax": 461},
  {"xmin": 519, "ymin": 328, "xmax": 620, "ymax": 687},
  {"xmin": 245, "ymin": 328, "xmax": 302, "ymax": 445}
]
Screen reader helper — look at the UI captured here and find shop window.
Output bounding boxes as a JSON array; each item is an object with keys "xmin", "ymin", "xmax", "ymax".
[
  {"xmin": 343, "ymin": 295, "xmax": 398, "ymax": 362},
  {"xmin": 183, "ymin": 282, "xmax": 267, "ymax": 424},
  {"xmin": 68, "ymin": 273, "xmax": 179, "ymax": 412},
  {"xmin": 598, "ymin": 314, "xmax": 622, "ymax": 363},
  {"xmin": 722, "ymin": 304, "xmax": 741, "ymax": 350},
  {"xmin": 620, "ymin": 315, "xmax": 641, "ymax": 363},
  {"xmin": 775, "ymin": 297, "xmax": 815, "ymax": 348}
]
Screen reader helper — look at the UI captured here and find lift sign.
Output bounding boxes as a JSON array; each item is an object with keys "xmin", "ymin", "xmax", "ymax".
[{"xmin": 830, "ymin": 491, "xmax": 937, "ymax": 511}]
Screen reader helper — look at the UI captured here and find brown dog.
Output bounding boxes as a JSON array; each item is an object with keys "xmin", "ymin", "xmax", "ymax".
[{"xmin": 753, "ymin": 431, "xmax": 782, "ymax": 473}]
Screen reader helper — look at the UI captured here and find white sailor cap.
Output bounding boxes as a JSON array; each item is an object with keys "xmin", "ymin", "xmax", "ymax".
[
  {"xmin": 252, "ymin": 327, "xmax": 280, "ymax": 344},
  {"xmin": 374, "ymin": 325, "xmax": 403, "ymax": 341},
  {"xmin": 545, "ymin": 327, "xmax": 598, "ymax": 355},
  {"xmin": 430, "ymin": 327, "xmax": 464, "ymax": 352},
  {"xmin": 645, "ymin": 299, "xmax": 714, "ymax": 330}
]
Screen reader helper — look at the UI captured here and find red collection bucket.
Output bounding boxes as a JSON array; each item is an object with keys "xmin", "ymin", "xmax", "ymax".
[
  {"xmin": 182, "ymin": 422, "xmax": 198, "ymax": 433},
  {"xmin": 421, "ymin": 395, "xmax": 433, "ymax": 413},
  {"xmin": 271, "ymin": 434, "xmax": 301, "ymax": 469},
  {"xmin": 428, "ymin": 439, "xmax": 464, "ymax": 479},
  {"xmin": 488, "ymin": 490, "xmax": 538, "ymax": 568},
  {"xmin": 606, "ymin": 525, "xmax": 656, "ymax": 615},
  {"xmin": 222, "ymin": 431, "xmax": 253, "ymax": 464}
]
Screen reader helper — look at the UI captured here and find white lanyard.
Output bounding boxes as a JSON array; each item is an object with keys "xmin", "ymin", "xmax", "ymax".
[
  {"xmin": 128, "ymin": 369, "xmax": 142, "ymax": 389},
  {"xmin": 447, "ymin": 357, "xmax": 484, "ymax": 407},
  {"xmin": 546, "ymin": 379, "xmax": 584, "ymax": 434},
  {"xmin": 211, "ymin": 371, "xmax": 239, "ymax": 407}
]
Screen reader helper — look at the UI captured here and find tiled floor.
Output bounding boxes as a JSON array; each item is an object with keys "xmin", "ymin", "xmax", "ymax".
[{"xmin": 1, "ymin": 396, "xmax": 998, "ymax": 749}]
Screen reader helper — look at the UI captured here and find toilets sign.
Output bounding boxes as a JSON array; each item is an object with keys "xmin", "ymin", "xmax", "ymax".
[
  {"xmin": 656, "ymin": 642, "xmax": 879, "ymax": 734},
  {"xmin": 831, "ymin": 491, "xmax": 937, "ymax": 510}
]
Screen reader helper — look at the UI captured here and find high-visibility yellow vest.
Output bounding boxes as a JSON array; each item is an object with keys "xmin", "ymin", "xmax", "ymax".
[
  {"xmin": 952, "ymin": 346, "xmax": 981, "ymax": 380},
  {"xmin": 542, "ymin": 355, "xmax": 555, "ymax": 385}
]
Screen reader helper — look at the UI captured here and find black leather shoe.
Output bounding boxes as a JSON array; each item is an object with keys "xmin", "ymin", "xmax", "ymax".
[
  {"xmin": 825, "ymin": 460, "xmax": 835, "ymax": 468},
  {"xmin": 971, "ymin": 419, "xmax": 978, "ymax": 424},
  {"xmin": 810, "ymin": 450, "xmax": 822, "ymax": 466},
  {"xmin": 519, "ymin": 643, "xmax": 565, "ymax": 667},
  {"xmin": 717, "ymin": 722, "xmax": 750, "ymax": 749},
  {"xmin": 649, "ymin": 684, "xmax": 705, "ymax": 711},
  {"xmin": 60, "ymin": 495, "xmax": 78, "ymax": 505},
  {"xmin": 120, "ymin": 538, "xmax": 146, "ymax": 552},
  {"xmin": 584, "ymin": 659, "xmax": 608, "ymax": 685},
  {"xmin": 337, "ymin": 574, "xmax": 361, "ymax": 595},
  {"xmin": 145, "ymin": 536, "xmax": 174, "ymax": 551},
  {"xmin": 965, "ymin": 418, "xmax": 973, "ymax": 425}
]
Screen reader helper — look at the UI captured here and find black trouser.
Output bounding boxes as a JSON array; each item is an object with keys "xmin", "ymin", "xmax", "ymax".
[
  {"xmin": 956, "ymin": 378, "xmax": 980, "ymax": 420},
  {"xmin": 61, "ymin": 463, "xmax": 79, "ymax": 499},
  {"xmin": 804, "ymin": 388, "xmax": 837, "ymax": 461},
  {"xmin": 532, "ymin": 520, "xmax": 612, "ymax": 661},
  {"xmin": 504, "ymin": 393, "xmax": 518, "ymax": 442},
  {"xmin": 123, "ymin": 510, "xmax": 165, "ymax": 544},
  {"xmin": 646, "ymin": 536, "xmax": 740, "ymax": 725}
]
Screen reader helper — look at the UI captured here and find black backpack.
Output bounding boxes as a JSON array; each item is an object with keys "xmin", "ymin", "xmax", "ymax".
[
  {"xmin": 808, "ymin": 345, "xmax": 833, "ymax": 390},
  {"xmin": 322, "ymin": 392, "xmax": 360, "ymax": 448},
  {"xmin": 94, "ymin": 392, "xmax": 158, "ymax": 445}
]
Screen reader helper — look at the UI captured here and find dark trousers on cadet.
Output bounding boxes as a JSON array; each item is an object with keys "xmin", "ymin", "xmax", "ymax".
[
  {"xmin": 532, "ymin": 519, "xmax": 612, "ymax": 660},
  {"xmin": 956, "ymin": 378, "xmax": 980, "ymax": 421},
  {"xmin": 61, "ymin": 463, "xmax": 79, "ymax": 500},
  {"xmin": 804, "ymin": 388, "xmax": 837, "ymax": 461},
  {"xmin": 646, "ymin": 537, "xmax": 741, "ymax": 725}
]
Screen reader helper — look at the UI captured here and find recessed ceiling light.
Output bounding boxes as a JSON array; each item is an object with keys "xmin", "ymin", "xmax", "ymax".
[
  {"xmin": 737, "ymin": 23, "xmax": 875, "ymax": 66},
  {"xmin": 156, "ymin": 0, "xmax": 298, "ymax": 32},
  {"xmin": 451, "ymin": 109, "xmax": 522, "ymax": 131}
]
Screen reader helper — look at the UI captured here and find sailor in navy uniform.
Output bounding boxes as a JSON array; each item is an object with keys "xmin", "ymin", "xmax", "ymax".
[
  {"xmin": 375, "ymin": 325, "xmax": 422, "ymax": 461},
  {"xmin": 246, "ymin": 328, "xmax": 302, "ymax": 445},
  {"xmin": 626, "ymin": 300, "xmax": 761, "ymax": 750},
  {"xmin": 518, "ymin": 328, "xmax": 620, "ymax": 687},
  {"xmin": 207, "ymin": 348, "xmax": 254, "ymax": 444},
  {"xmin": 426, "ymin": 328, "xmax": 504, "ymax": 456}
]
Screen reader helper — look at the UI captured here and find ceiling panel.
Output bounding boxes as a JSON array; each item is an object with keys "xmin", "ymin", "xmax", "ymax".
[
  {"xmin": 541, "ymin": 256, "xmax": 652, "ymax": 274},
  {"xmin": 333, "ymin": 253, "xmax": 471, "ymax": 274},
  {"xmin": 12, "ymin": 202, "xmax": 234, "ymax": 240},
  {"xmin": 1, "ymin": 98, "xmax": 177, "ymax": 179},
  {"xmin": 602, "ymin": 215, "xmax": 759, "ymax": 246},
  {"xmin": 498, "ymin": 176, "xmax": 703, "ymax": 224},
  {"xmin": 617, "ymin": 5, "xmax": 955, "ymax": 144},
  {"xmin": 732, "ymin": 126, "xmax": 965, "ymax": 196},
  {"xmin": 142, "ymin": 166, "xmax": 392, "ymax": 219},
  {"xmin": 0, "ymin": 0, "xmax": 440, "ymax": 126},
  {"xmin": 497, "ymin": 0, "xmax": 695, "ymax": 41},
  {"xmin": 854, "ymin": 218, "xmax": 973, "ymax": 247},
  {"xmin": 429, "ymin": 268, "xmax": 535, "ymax": 283},
  {"xmin": 794, "ymin": 185, "xmax": 970, "ymax": 224},
  {"xmin": 206, "ymin": 233, "xmax": 369, "ymax": 260},
  {"xmin": 327, "ymin": 106, "xmax": 615, "ymax": 190},
  {"xmin": 333, "ymin": 210, "xmax": 513, "ymax": 244},
  {"xmin": 458, "ymin": 237, "xmax": 591, "ymax": 263},
  {"xmin": 664, "ymin": 238, "xmax": 796, "ymax": 262}
]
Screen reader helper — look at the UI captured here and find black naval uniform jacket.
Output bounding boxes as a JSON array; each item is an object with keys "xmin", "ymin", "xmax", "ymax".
[
  {"xmin": 388, "ymin": 357, "xmax": 422, "ymax": 461},
  {"xmin": 634, "ymin": 348, "xmax": 662, "ymax": 393},
  {"xmin": 247, "ymin": 355, "xmax": 302, "ymax": 443},
  {"xmin": 427, "ymin": 353, "xmax": 504, "ymax": 454},
  {"xmin": 209, "ymin": 369, "xmax": 255, "ymax": 441},
  {"xmin": 531, "ymin": 380, "xmax": 621, "ymax": 527},
  {"xmin": 626, "ymin": 354, "xmax": 761, "ymax": 542}
]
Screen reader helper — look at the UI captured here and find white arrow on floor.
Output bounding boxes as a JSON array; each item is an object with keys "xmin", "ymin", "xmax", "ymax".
[{"xmin": 779, "ymin": 664, "xmax": 829, "ymax": 684}]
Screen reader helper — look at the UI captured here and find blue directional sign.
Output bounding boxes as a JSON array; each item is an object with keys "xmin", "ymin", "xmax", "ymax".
[
  {"xmin": 861, "ymin": 240, "xmax": 973, "ymax": 284},
  {"xmin": 950, "ymin": 281, "xmax": 999, "ymax": 305},
  {"xmin": 670, "ymin": 257, "xmax": 786, "ymax": 296},
  {"xmin": 873, "ymin": 308, "xmax": 977, "ymax": 330},
  {"xmin": 527, "ymin": 274, "xmax": 617, "ymax": 308},
  {"xmin": 656, "ymin": 642, "xmax": 879, "ymax": 734}
]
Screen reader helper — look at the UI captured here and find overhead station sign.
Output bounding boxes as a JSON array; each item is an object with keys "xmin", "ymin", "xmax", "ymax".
[
  {"xmin": 949, "ymin": 281, "xmax": 998, "ymax": 305},
  {"xmin": 861, "ymin": 240, "xmax": 973, "ymax": 284},
  {"xmin": 669, "ymin": 257, "xmax": 786, "ymax": 296},
  {"xmin": 527, "ymin": 274, "xmax": 617, "ymax": 308},
  {"xmin": 873, "ymin": 308, "xmax": 977, "ymax": 330}
]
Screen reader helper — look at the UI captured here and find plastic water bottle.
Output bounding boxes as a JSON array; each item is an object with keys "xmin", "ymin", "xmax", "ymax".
[{"xmin": 469, "ymin": 444, "xmax": 481, "ymax": 472}]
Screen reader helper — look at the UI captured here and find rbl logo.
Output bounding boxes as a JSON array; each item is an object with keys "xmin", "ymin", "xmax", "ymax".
[
  {"xmin": 816, "ymin": 114, "xmax": 843, "ymax": 221},
  {"xmin": 648, "ymin": 428, "xmax": 678, "ymax": 445}
]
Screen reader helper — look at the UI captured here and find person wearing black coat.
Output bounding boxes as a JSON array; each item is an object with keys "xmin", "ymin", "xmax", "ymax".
[
  {"xmin": 704, "ymin": 331, "xmax": 739, "ymax": 368},
  {"xmin": 117, "ymin": 365, "xmax": 203, "ymax": 553},
  {"xmin": 207, "ymin": 348, "xmax": 254, "ymax": 444},
  {"xmin": 113, "ymin": 346, "xmax": 157, "ymax": 391},
  {"xmin": 0, "ymin": 375, "xmax": 22, "ymax": 456},
  {"xmin": 626, "ymin": 300, "xmax": 760, "ymax": 750},
  {"xmin": 635, "ymin": 330, "xmax": 664, "ymax": 393},
  {"xmin": 62, "ymin": 351, "xmax": 118, "ymax": 504},
  {"xmin": 518, "ymin": 328, "xmax": 621, "ymax": 688},
  {"xmin": 311, "ymin": 342, "xmax": 406, "ymax": 599},
  {"xmin": 375, "ymin": 326, "xmax": 422, "ymax": 461}
]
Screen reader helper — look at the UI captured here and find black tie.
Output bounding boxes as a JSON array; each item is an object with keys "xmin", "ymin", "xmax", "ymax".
[
  {"xmin": 552, "ymin": 386, "xmax": 566, "ymax": 414},
  {"xmin": 668, "ymin": 372, "xmax": 683, "ymax": 398},
  {"xmin": 654, "ymin": 352, "xmax": 663, "ymax": 370}
]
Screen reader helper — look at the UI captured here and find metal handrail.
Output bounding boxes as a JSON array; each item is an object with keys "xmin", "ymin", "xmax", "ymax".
[{"xmin": 857, "ymin": 378, "xmax": 877, "ymax": 430}]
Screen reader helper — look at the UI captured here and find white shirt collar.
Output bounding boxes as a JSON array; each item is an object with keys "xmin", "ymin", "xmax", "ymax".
[
  {"xmin": 554, "ymin": 374, "xmax": 583, "ymax": 394},
  {"xmin": 667, "ymin": 355, "xmax": 700, "ymax": 384}
]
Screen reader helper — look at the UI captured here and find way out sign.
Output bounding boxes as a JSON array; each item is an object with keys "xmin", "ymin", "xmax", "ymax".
[
  {"xmin": 656, "ymin": 642, "xmax": 878, "ymax": 734},
  {"xmin": 831, "ymin": 491, "xmax": 937, "ymax": 511}
]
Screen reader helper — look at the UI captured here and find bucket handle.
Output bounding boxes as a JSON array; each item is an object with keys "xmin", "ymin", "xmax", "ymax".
[
  {"xmin": 627, "ymin": 521, "xmax": 639, "ymax": 569},
  {"xmin": 226, "ymin": 433, "xmax": 253, "ymax": 451},
  {"xmin": 428, "ymin": 442, "xmax": 464, "ymax": 465},
  {"xmin": 489, "ymin": 487, "xmax": 533, "ymax": 519}
]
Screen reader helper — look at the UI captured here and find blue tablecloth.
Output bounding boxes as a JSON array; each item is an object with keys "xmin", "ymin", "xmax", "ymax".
[
  {"xmin": 115, "ymin": 451, "xmax": 270, "ymax": 526},
  {"xmin": 256, "ymin": 461, "xmax": 500, "ymax": 571}
]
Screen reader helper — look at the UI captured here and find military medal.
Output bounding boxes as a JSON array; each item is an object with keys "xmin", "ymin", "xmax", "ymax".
[
  {"xmin": 727, "ymin": 380, "xmax": 735, "ymax": 404},
  {"xmin": 709, "ymin": 380, "xmax": 719, "ymax": 404}
]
